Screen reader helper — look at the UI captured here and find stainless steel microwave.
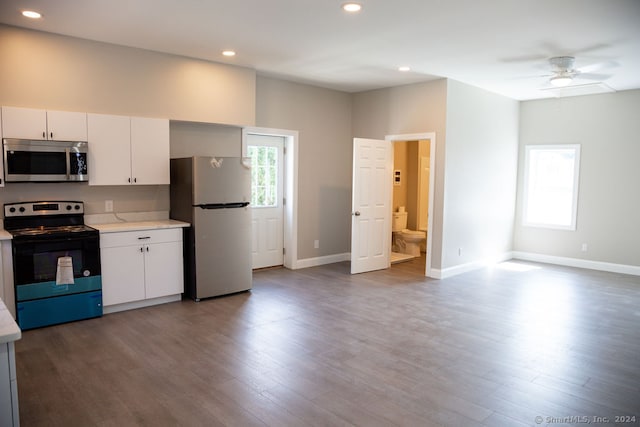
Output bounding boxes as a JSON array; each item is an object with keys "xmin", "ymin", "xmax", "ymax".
[{"xmin": 3, "ymin": 138, "xmax": 88, "ymax": 182}]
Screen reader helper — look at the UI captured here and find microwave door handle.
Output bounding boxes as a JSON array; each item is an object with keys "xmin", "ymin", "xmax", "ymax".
[{"xmin": 65, "ymin": 148, "xmax": 71, "ymax": 180}]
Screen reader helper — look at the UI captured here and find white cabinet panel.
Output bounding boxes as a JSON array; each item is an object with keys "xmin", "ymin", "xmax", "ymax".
[
  {"xmin": 1, "ymin": 106, "xmax": 47, "ymax": 140},
  {"xmin": 101, "ymin": 245, "xmax": 146, "ymax": 306},
  {"xmin": 131, "ymin": 117, "xmax": 170, "ymax": 185},
  {"xmin": 0, "ymin": 342, "xmax": 19, "ymax": 427},
  {"xmin": 88, "ymin": 114, "xmax": 169, "ymax": 186},
  {"xmin": 101, "ymin": 229, "xmax": 184, "ymax": 307},
  {"xmin": 87, "ymin": 113, "xmax": 132, "ymax": 186},
  {"xmin": 0, "ymin": 111, "xmax": 4, "ymax": 187},
  {"xmin": 46, "ymin": 110, "xmax": 87, "ymax": 141},
  {"xmin": 1, "ymin": 106, "xmax": 87, "ymax": 141},
  {"xmin": 145, "ymin": 241, "xmax": 184, "ymax": 299}
]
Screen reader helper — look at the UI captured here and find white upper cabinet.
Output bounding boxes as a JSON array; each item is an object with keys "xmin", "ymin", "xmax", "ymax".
[
  {"xmin": 1, "ymin": 106, "xmax": 87, "ymax": 141},
  {"xmin": 88, "ymin": 114, "xmax": 170, "ymax": 186},
  {"xmin": 87, "ymin": 113, "xmax": 131, "ymax": 186},
  {"xmin": 130, "ymin": 117, "xmax": 170, "ymax": 185},
  {"xmin": 0, "ymin": 110, "xmax": 4, "ymax": 187}
]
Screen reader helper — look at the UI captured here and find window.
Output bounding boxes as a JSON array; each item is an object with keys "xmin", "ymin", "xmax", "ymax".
[
  {"xmin": 523, "ymin": 144, "xmax": 581, "ymax": 230},
  {"xmin": 247, "ymin": 145, "xmax": 278, "ymax": 207}
]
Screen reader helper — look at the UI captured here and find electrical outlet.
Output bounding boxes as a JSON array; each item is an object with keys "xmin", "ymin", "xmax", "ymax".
[
  {"xmin": 581, "ymin": 243, "xmax": 588, "ymax": 252},
  {"xmin": 105, "ymin": 200, "xmax": 114, "ymax": 212},
  {"xmin": 458, "ymin": 247, "xmax": 462, "ymax": 256},
  {"xmin": 314, "ymin": 240, "xmax": 319, "ymax": 249}
]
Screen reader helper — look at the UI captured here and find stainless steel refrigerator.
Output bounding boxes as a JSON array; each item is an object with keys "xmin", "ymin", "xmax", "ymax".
[{"xmin": 170, "ymin": 156, "xmax": 252, "ymax": 300}]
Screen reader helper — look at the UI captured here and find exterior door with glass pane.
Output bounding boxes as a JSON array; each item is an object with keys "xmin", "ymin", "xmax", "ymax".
[{"xmin": 247, "ymin": 134, "xmax": 285, "ymax": 269}]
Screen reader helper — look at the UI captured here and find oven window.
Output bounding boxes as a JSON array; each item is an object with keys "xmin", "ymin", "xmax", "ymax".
[
  {"xmin": 6, "ymin": 150, "xmax": 68, "ymax": 175},
  {"xmin": 12, "ymin": 235, "xmax": 101, "ymax": 286},
  {"xmin": 33, "ymin": 250, "xmax": 83, "ymax": 282}
]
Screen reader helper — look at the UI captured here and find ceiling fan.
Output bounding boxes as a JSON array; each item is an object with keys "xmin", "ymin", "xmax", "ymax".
[{"xmin": 544, "ymin": 56, "xmax": 611, "ymax": 87}]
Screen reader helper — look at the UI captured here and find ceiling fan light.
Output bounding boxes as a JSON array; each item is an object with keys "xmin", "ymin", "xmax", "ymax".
[{"xmin": 550, "ymin": 75, "xmax": 573, "ymax": 87}]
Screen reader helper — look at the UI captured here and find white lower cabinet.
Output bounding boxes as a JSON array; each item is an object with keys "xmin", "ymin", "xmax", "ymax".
[
  {"xmin": 0, "ymin": 342, "xmax": 19, "ymax": 427},
  {"xmin": 101, "ymin": 228, "xmax": 183, "ymax": 308}
]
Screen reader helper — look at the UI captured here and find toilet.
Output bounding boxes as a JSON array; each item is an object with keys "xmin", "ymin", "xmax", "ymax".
[{"xmin": 392, "ymin": 211, "xmax": 426, "ymax": 257}]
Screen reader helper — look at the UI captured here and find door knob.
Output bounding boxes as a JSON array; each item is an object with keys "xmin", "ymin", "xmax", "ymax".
[{"xmin": 353, "ymin": 211, "xmax": 361, "ymax": 216}]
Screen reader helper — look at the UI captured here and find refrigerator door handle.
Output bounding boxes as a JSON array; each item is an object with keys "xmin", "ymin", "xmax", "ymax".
[
  {"xmin": 195, "ymin": 202, "xmax": 250, "ymax": 210},
  {"xmin": 226, "ymin": 202, "xmax": 250, "ymax": 209}
]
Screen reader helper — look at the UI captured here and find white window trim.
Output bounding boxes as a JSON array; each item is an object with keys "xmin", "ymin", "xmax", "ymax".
[{"xmin": 522, "ymin": 144, "xmax": 581, "ymax": 231}]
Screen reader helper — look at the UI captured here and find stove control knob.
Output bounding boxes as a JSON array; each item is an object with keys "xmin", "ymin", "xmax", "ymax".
[
  {"xmin": 9, "ymin": 207, "xmax": 16, "ymax": 213},
  {"xmin": 66, "ymin": 205, "xmax": 72, "ymax": 211},
  {"xmin": 19, "ymin": 207, "xmax": 25, "ymax": 213},
  {"xmin": 74, "ymin": 205, "xmax": 81, "ymax": 210}
]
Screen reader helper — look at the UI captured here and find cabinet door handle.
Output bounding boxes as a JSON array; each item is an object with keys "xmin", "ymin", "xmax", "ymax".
[
  {"xmin": 146, "ymin": 246, "xmax": 149, "ymax": 252},
  {"xmin": 50, "ymin": 131, "xmax": 53, "ymax": 139},
  {"xmin": 140, "ymin": 247, "xmax": 144, "ymax": 253},
  {"xmin": 133, "ymin": 177, "xmax": 137, "ymax": 183},
  {"xmin": 138, "ymin": 236, "xmax": 151, "ymax": 240},
  {"xmin": 128, "ymin": 177, "xmax": 131, "ymax": 183},
  {"xmin": 42, "ymin": 131, "xmax": 46, "ymax": 138}
]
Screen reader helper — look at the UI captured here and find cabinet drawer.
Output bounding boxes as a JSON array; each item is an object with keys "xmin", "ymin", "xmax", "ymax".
[{"xmin": 100, "ymin": 228, "xmax": 182, "ymax": 248}]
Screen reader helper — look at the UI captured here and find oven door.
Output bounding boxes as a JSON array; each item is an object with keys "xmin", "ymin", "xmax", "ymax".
[
  {"xmin": 3, "ymin": 139, "xmax": 88, "ymax": 182},
  {"xmin": 13, "ymin": 233, "xmax": 102, "ymax": 302}
]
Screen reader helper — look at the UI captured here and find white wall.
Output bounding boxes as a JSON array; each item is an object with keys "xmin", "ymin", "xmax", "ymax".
[
  {"xmin": 515, "ymin": 89, "xmax": 640, "ymax": 268},
  {"xmin": 255, "ymin": 76, "xmax": 353, "ymax": 260},
  {"xmin": 443, "ymin": 80, "xmax": 519, "ymax": 270}
]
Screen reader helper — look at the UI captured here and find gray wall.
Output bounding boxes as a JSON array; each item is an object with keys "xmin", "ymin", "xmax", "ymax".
[
  {"xmin": 352, "ymin": 79, "xmax": 448, "ymax": 268},
  {"xmin": 515, "ymin": 89, "xmax": 640, "ymax": 267},
  {"xmin": 0, "ymin": 25, "xmax": 256, "ymax": 125},
  {"xmin": 352, "ymin": 79, "xmax": 519, "ymax": 272},
  {"xmin": 444, "ymin": 80, "xmax": 519, "ymax": 269},
  {"xmin": 255, "ymin": 76, "xmax": 353, "ymax": 260},
  {"xmin": 0, "ymin": 24, "xmax": 254, "ymax": 217}
]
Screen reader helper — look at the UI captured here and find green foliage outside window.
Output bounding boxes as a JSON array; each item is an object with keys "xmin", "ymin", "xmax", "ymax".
[{"xmin": 248, "ymin": 146, "xmax": 278, "ymax": 207}]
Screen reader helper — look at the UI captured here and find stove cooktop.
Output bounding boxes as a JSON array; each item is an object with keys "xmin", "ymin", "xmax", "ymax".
[{"xmin": 7, "ymin": 224, "xmax": 98, "ymax": 239}]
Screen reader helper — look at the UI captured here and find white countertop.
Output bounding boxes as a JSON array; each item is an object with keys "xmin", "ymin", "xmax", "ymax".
[
  {"xmin": 91, "ymin": 219, "xmax": 190, "ymax": 233},
  {"xmin": 0, "ymin": 229, "xmax": 13, "ymax": 241},
  {"xmin": 0, "ymin": 299, "xmax": 21, "ymax": 344}
]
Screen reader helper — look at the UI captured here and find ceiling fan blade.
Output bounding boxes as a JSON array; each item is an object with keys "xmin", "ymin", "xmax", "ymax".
[
  {"xmin": 576, "ymin": 72, "xmax": 611, "ymax": 81},
  {"xmin": 508, "ymin": 73, "xmax": 553, "ymax": 81},
  {"xmin": 578, "ymin": 60, "xmax": 619, "ymax": 74}
]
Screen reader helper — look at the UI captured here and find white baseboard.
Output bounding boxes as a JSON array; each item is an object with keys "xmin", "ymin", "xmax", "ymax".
[
  {"xmin": 436, "ymin": 251, "xmax": 514, "ymax": 279},
  {"xmin": 293, "ymin": 253, "xmax": 351, "ymax": 270},
  {"xmin": 103, "ymin": 294, "xmax": 181, "ymax": 314},
  {"xmin": 512, "ymin": 251, "xmax": 640, "ymax": 276}
]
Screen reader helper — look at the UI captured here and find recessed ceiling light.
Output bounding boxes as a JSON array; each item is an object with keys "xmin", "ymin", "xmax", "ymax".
[
  {"xmin": 22, "ymin": 10, "xmax": 42, "ymax": 19},
  {"xmin": 398, "ymin": 66, "xmax": 411, "ymax": 72},
  {"xmin": 222, "ymin": 50, "xmax": 236, "ymax": 57},
  {"xmin": 342, "ymin": 3, "xmax": 362, "ymax": 13}
]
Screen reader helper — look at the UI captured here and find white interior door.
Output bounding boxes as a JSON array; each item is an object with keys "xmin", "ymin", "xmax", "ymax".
[
  {"xmin": 351, "ymin": 138, "xmax": 392, "ymax": 274},
  {"xmin": 247, "ymin": 134, "xmax": 285, "ymax": 269}
]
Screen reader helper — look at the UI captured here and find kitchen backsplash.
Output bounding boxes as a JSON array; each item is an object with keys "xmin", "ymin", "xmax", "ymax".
[{"xmin": 0, "ymin": 182, "xmax": 169, "ymax": 218}]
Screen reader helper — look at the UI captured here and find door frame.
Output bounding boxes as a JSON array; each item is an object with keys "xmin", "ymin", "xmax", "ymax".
[
  {"xmin": 386, "ymin": 132, "xmax": 436, "ymax": 278},
  {"xmin": 242, "ymin": 127, "xmax": 299, "ymax": 269}
]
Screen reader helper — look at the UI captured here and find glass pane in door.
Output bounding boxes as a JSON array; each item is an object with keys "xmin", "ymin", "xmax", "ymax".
[{"xmin": 247, "ymin": 145, "xmax": 278, "ymax": 208}]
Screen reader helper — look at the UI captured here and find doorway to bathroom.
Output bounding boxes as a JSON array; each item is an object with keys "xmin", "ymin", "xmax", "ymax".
[{"xmin": 387, "ymin": 133, "xmax": 436, "ymax": 277}]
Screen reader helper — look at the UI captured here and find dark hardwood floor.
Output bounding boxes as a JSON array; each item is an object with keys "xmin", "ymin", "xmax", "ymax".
[{"xmin": 15, "ymin": 258, "xmax": 640, "ymax": 426}]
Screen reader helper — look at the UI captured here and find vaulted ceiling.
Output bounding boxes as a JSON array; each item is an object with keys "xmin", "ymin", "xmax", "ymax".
[{"xmin": 1, "ymin": 0, "xmax": 639, "ymax": 100}]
